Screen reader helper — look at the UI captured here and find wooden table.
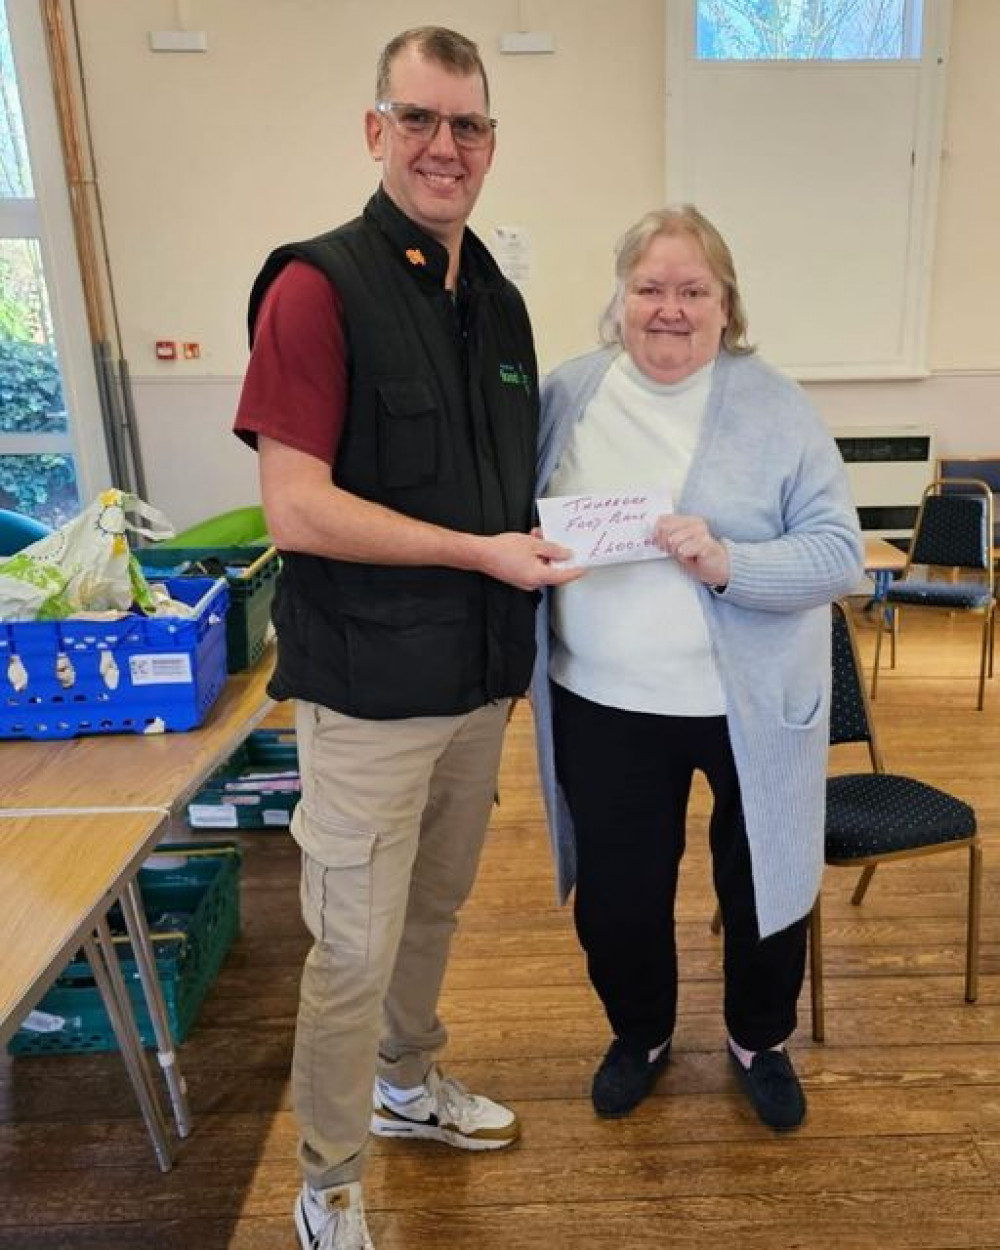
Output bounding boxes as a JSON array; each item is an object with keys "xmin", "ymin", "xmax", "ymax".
[
  {"xmin": 0, "ymin": 643, "xmax": 277, "ymax": 1168},
  {"xmin": 0, "ymin": 810, "xmax": 179, "ymax": 1170},
  {"xmin": 0, "ymin": 642, "xmax": 275, "ymax": 820},
  {"xmin": 863, "ymin": 536, "xmax": 908, "ymax": 616},
  {"xmin": 864, "ymin": 536, "xmax": 908, "ymax": 593}
]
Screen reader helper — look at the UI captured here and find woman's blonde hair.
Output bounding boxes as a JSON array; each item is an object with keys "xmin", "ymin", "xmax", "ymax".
[{"xmin": 599, "ymin": 204, "xmax": 754, "ymax": 356}]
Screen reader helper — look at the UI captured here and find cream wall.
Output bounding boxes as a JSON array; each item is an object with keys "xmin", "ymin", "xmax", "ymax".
[
  {"xmin": 63, "ymin": 0, "xmax": 1000, "ymax": 526},
  {"xmin": 72, "ymin": 0, "xmax": 664, "ymax": 376}
]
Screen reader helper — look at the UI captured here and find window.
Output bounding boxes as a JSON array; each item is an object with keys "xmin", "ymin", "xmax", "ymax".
[
  {"xmin": 666, "ymin": 0, "xmax": 951, "ymax": 380},
  {"xmin": 695, "ymin": 0, "xmax": 923, "ymax": 61},
  {"xmin": 1, "ymin": 0, "xmax": 108, "ymax": 526}
]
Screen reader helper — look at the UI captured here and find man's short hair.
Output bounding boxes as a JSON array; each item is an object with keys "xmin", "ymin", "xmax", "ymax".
[{"xmin": 376, "ymin": 26, "xmax": 490, "ymax": 110}]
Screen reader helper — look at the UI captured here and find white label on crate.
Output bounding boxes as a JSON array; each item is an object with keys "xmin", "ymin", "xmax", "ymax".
[
  {"xmin": 262, "ymin": 809, "xmax": 291, "ymax": 826},
  {"xmin": 21, "ymin": 1009, "xmax": 67, "ymax": 1034},
  {"xmin": 130, "ymin": 653, "xmax": 193, "ymax": 685},
  {"xmin": 188, "ymin": 803, "xmax": 239, "ymax": 828}
]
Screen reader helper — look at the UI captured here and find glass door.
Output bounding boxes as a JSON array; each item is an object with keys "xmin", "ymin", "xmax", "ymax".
[{"xmin": 1, "ymin": 0, "xmax": 109, "ymax": 528}]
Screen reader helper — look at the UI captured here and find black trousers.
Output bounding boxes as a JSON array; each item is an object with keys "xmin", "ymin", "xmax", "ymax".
[{"xmin": 552, "ymin": 683, "xmax": 808, "ymax": 1052}]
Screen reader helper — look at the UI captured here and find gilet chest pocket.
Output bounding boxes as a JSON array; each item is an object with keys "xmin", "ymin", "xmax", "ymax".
[{"xmin": 377, "ymin": 380, "xmax": 438, "ymax": 488}]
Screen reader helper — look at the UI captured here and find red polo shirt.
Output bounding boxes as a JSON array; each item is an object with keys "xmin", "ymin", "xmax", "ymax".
[{"xmin": 234, "ymin": 259, "xmax": 348, "ymax": 466}]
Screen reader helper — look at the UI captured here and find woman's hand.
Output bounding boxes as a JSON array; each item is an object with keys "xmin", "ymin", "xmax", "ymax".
[{"xmin": 654, "ymin": 514, "xmax": 730, "ymax": 588}]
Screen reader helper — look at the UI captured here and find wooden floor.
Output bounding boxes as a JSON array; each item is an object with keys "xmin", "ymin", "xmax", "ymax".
[{"xmin": 2, "ymin": 600, "xmax": 999, "ymax": 1249}]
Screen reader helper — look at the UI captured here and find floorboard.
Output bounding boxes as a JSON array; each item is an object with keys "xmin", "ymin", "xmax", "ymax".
[{"xmin": 2, "ymin": 601, "xmax": 999, "ymax": 1247}]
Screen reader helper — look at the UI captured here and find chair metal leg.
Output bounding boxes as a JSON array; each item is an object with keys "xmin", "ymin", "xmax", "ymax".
[
  {"xmin": 85, "ymin": 922, "xmax": 173, "ymax": 1172},
  {"xmin": 966, "ymin": 841, "xmax": 982, "ymax": 1003},
  {"xmin": 872, "ymin": 612, "xmax": 885, "ymax": 699},
  {"xmin": 977, "ymin": 614, "xmax": 990, "ymax": 710},
  {"xmin": 809, "ymin": 898, "xmax": 825, "ymax": 1043},
  {"xmin": 120, "ymin": 880, "xmax": 192, "ymax": 1138},
  {"xmin": 851, "ymin": 864, "xmax": 877, "ymax": 906},
  {"xmin": 890, "ymin": 604, "xmax": 898, "ymax": 667}
]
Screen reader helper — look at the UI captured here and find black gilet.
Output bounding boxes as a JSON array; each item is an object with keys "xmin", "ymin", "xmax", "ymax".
[{"xmin": 247, "ymin": 190, "xmax": 540, "ymax": 719}]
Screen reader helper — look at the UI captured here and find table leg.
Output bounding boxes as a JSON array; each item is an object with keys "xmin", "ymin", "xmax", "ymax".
[
  {"xmin": 84, "ymin": 922, "xmax": 173, "ymax": 1172},
  {"xmin": 119, "ymin": 879, "xmax": 192, "ymax": 1138},
  {"xmin": 863, "ymin": 568, "xmax": 891, "ymax": 616}
]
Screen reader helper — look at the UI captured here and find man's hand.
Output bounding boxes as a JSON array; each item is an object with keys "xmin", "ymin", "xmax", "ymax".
[
  {"xmin": 476, "ymin": 532, "xmax": 585, "ymax": 591},
  {"xmin": 653, "ymin": 514, "xmax": 729, "ymax": 588},
  {"xmin": 260, "ymin": 438, "xmax": 586, "ymax": 588}
]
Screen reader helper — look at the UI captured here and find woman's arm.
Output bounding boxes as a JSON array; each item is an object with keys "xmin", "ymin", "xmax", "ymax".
[{"xmin": 712, "ymin": 421, "xmax": 863, "ymax": 613}]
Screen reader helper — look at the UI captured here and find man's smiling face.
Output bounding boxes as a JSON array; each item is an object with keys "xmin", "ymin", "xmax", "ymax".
[{"xmin": 366, "ymin": 46, "xmax": 495, "ymax": 254}]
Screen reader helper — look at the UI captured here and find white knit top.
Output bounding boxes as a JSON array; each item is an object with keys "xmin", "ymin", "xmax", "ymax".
[{"xmin": 544, "ymin": 352, "xmax": 725, "ymax": 716}]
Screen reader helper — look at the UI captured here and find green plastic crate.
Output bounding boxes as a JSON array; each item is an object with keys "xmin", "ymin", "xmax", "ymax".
[
  {"xmin": 8, "ymin": 842, "xmax": 241, "ymax": 1055},
  {"xmin": 187, "ymin": 729, "xmax": 299, "ymax": 830},
  {"xmin": 139, "ymin": 544, "xmax": 278, "ymax": 672}
]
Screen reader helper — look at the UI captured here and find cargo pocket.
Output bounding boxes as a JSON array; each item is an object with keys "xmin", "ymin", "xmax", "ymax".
[
  {"xmin": 340, "ymin": 594, "xmax": 470, "ymax": 717},
  {"xmin": 377, "ymin": 379, "xmax": 439, "ymax": 489},
  {"xmin": 299, "ymin": 812, "xmax": 378, "ymax": 957}
]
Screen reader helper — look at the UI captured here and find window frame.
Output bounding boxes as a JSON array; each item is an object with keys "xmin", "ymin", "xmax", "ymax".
[
  {"xmin": 665, "ymin": 0, "xmax": 953, "ymax": 381},
  {"xmin": 693, "ymin": 0, "xmax": 924, "ymax": 63},
  {"xmin": 3, "ymin": 0, "xmax": 110, "ymax": 508}
]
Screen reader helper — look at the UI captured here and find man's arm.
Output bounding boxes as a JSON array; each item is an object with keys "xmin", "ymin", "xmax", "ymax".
[{"xmin": 260, "ymin": 436, "xmax": 581, "ymax": 592}]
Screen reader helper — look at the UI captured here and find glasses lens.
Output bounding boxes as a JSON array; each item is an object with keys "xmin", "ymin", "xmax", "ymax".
[
  {"xmin": 448, "ymin": 114, "xmax": 495, "ymax": 149},
  {"xmin": 379, "ymin": 102, "xmax": 494, "ymax": 149},
  {"xmin": 392, "ymin": 105, "xmax": 437, "ymax": 138}
]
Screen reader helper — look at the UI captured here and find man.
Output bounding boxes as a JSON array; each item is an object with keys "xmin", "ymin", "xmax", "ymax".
[{"xmin": 234, "ymin": 26, "xmax": 578, "ymax": 1250}]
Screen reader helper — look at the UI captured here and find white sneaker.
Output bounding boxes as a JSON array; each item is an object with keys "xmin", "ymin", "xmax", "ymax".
[
  {"xmin": 371, "ymin": 1064, "xmax": 520, "ymax": 1150},
  {"xmin": 294, "ymin": 1181, "xmax": 374, "ymax": 1250}
]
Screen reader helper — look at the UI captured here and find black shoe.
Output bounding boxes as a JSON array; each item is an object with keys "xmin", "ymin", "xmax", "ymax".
[
  {"xmin": 591, "ymin": 1037, "xmax": 671, "ymax": 1117},
  {"xmin": 728, "ymin": 1047, "xmax": 806, "ymax": 1130}
]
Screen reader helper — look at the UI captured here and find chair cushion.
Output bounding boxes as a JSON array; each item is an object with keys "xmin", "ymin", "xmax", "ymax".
[
  {"xmin": 886, "ymin": 580, "xmax": 993, "ymax": 608},
  {"xmin": 826, "ymin": 773, "xmax": 976, "ymax": 859}
]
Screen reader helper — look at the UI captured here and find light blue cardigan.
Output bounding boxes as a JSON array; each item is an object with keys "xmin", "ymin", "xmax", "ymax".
[{"xmin": 530, "ymin": 347, "xmax": 864, "ymax": 938}]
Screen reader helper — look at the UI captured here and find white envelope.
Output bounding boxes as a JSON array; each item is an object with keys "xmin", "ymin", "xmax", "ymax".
[{"xmin": 537, "ymin": 487, "xmax": 673, "ymax": 568}]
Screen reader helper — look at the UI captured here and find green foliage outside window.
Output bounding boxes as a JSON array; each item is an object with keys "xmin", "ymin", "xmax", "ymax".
[
  {"xmin": 0, "ymin": 452, "xmax": 78, "ymax": 527},
  {"xmin": 0, "ymin": 1, "xmax": 79, "ymax": 528},
  {"xmin": 0, "ymin": 336, "xmax": 66, "ymax": 433}
]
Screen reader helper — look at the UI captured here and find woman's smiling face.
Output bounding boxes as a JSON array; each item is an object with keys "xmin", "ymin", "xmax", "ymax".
[{"xmin": 621, "ymin": 232, "xmax": 729, "ymax": 384}]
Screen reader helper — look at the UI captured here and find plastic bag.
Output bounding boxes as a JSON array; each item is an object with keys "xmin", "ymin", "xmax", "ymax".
[{"xmin": 0, "ymin": 489, "xmax": 175, "ymax": 621}]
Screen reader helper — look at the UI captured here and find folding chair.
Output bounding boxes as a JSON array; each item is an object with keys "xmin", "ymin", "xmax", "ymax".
[
  {"xmin": 871, "ymin": 478, "xmax": 996, "ymax": 709},
  {"xmin": 711, "ymin": 601, "xmax": 982, "ymax": 1043},
  {"xmin": 811, "ymin": 600, "xmax": 982, "ymax": 1040}
]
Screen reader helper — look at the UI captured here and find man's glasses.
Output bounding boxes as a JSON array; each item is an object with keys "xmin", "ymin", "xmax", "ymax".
[{"xmin": 375, "ymin": 101, "xmax": 497, "ymax": 150}]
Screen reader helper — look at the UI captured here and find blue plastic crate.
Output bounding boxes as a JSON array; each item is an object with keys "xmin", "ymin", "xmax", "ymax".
[{"xmin": 0, "ymin": 576, "xmax": 229, "ymax": 739}]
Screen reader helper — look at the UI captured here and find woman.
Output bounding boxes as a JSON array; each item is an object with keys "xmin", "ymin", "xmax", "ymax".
[{"xmin": 532, "ymin": 205, "xmax": 862, "ymax": 1130}]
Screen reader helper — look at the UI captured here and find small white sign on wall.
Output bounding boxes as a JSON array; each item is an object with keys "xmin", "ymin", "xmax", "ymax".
[{"xmin": 491, "ymin": 225, "xmax": 532, "ymax": 283}]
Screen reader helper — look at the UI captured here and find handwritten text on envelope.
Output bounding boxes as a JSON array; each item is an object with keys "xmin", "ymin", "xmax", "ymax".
[{"xmin": 537, "ymin": 488, "xmax": 673, "ymax": 568}]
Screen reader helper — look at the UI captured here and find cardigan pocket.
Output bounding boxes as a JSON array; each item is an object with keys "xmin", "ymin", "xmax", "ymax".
[
  {"xmin": 376, "ymin": 379, "xmax": 439, "ymax": 488},
  {"xmin": 779, "ymin": 685, "xmax": 824, "ymax": 731}
]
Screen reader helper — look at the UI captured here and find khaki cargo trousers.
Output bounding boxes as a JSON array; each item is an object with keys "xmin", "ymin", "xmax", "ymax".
[{"xmin": 289, "ymin": 696, "xmax": 510, "ymax": 1190}]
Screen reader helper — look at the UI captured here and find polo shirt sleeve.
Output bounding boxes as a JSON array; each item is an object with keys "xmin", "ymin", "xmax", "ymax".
[{"xmin": 233, "ymin": 259, "xmax": 347, "ymax": 466}]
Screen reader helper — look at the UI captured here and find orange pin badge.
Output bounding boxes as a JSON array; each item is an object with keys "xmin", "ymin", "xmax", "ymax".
[{"xmin": 405, "ymin": 248, "xmax": 427, "ymax": 267}]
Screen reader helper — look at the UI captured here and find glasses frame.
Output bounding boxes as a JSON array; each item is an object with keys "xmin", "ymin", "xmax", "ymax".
[{"xmin": 374, "ymin": 100, "xmax": 497, "ymax": 150}]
